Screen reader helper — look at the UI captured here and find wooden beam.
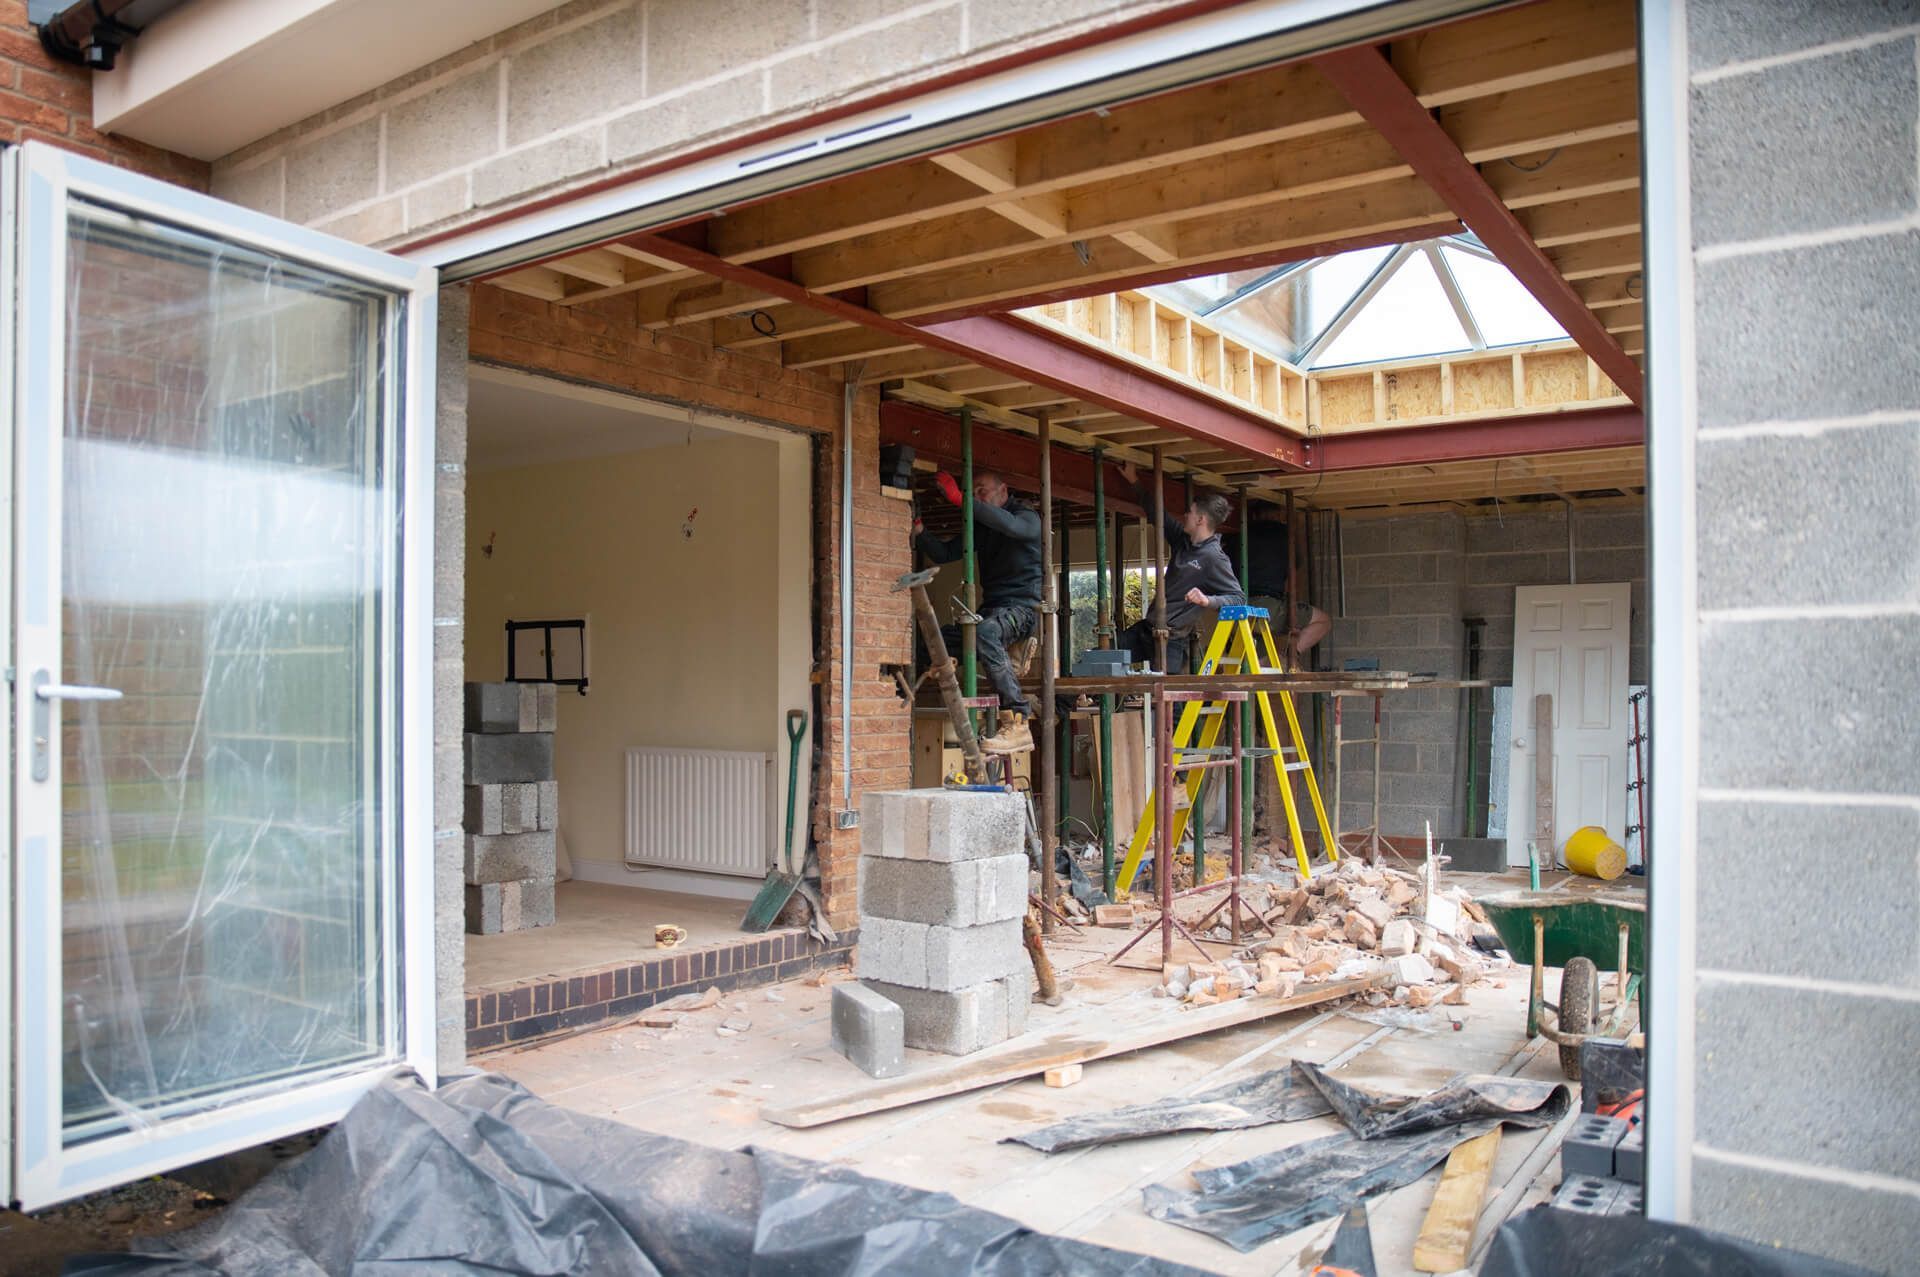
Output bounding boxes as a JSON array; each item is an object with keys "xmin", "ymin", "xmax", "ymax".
[
  {"xmin": 1545, "ymin": 233, "xmax": 1642, "ymax": 280},
  {"xmin": 1516, "ymin": 189, "xmax": 1642, "ymax": 248},
  {"xmin": 1390, "ymin": 0, "xmax": 1636, "ymax": 107},
  {"xmin": 1314, "ymin": 44, "xmax": 1643, "ymax": 403},
  {"xmin": 1484, "ymin": 136, "xmax": 1641, "ymax": 210}
]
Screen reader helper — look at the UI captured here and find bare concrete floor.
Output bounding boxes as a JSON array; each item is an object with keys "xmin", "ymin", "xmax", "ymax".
[
  {"xmin": 465, "ymin": 880, "xmax": 757, "ymax": 990},
  {"xmin": 488, "ymin": 877, "xmax": 1605, "ymax": 1276}
]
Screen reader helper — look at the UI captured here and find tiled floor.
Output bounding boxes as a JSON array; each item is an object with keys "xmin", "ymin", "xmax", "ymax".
[{"xmin": 488, "ymin": 869, "xmax": 1609, "ymax": 1276}]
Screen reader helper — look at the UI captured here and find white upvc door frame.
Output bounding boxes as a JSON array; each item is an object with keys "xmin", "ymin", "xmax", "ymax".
[{"xmin": 6, "ymin": 141, "xmax": 439, "ymax": 1211}]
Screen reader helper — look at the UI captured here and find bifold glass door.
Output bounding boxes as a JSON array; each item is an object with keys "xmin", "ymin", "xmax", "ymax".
[{"xmin": 6, "ymin": 142, "xmax": 437, "ymax": 1209}]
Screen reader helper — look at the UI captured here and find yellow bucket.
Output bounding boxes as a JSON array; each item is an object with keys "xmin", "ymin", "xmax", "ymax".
[{"xmin": 1563, "ymin": 826, "xmax": 1628, "ymax": 880}]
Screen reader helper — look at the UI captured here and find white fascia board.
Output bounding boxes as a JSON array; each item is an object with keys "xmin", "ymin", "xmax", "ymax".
[{"xmin": 92, "ymin": 0, "xmax": 553, "ymax": 161}]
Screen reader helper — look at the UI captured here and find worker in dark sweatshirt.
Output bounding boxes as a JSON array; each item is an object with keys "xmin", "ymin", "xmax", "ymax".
[
  {"xmin": 1117, "ymin": 461, "xmax": 1245, "ymax": 674},
  {"xmin": 914, "ymin": 467, "xmax": 1043, "ymax": 752}
]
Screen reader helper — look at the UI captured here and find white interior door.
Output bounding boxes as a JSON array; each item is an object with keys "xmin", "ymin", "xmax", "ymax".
[
  {"xmin": 6, "ymin": 142, "xmax": 438, "ymax": 1209},
  {"xmin": 1506, "ymin": 583, "xmax": 1631, "ymax": 868}
]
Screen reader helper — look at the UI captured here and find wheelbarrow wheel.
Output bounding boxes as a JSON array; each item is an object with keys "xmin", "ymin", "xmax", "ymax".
[{"xmin": 1558, "ymin": 957, "xmax": 1599, "ymax": 1080}]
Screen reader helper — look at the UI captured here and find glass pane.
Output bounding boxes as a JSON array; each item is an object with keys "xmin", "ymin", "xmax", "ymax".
[
  {"xmin": 58, "ymin": 200, "xmax": 396, "ymax": 1139},
  {"xmin": 1442, "ymin": 246, "xmax": 1567, "ymax": 347},
  {"xmin": 1301, "ymin": 245, "xmax": 1393, "ymax": 346},
  {"xmin": 1313, "ymin": 251, "xmax": 1472, "ymax": 368}
]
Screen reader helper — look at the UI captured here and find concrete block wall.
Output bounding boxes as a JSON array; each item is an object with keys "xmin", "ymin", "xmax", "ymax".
[
  {"xmin": 1318, "ymin": 507, "xmax": 1647, "ymax": 840},
  {"xmin": 1679, "ymin": 4, "xmax": 1920, "ymax": 1270},
  {"xmin": 206, "ymin": 0, "xmax": 1190, "ymax": 244}
]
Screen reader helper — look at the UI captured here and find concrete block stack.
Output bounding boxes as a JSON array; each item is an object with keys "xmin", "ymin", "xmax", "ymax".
[
  {"xmin": 852, "ymin": 789, "xmax": 1032, "ymax": 1055},
  {"xmin": 463, "ymin": 682, "xmax": 559, "ymax": 934}
]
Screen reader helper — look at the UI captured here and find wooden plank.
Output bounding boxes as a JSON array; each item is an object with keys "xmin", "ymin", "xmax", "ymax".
[
  {"xmin": 761, "ymin": 974, "xmax": 1383, "ymax": 1128},
  {"xmin": 1534, "ymin": 694, "xmax": 1554, "ymax": 853},
  {"xmin": 1413, "ymin": 1126, "xmax": 1504, "ymax": 1272}
]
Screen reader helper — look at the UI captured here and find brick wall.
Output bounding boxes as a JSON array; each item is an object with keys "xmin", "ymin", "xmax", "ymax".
[
  {"xmin": 0, "ymin": 1, "xmax": 206, "ymax": 188},
  {"xmin": 465, "ymin": 282, "xmax": 914, "ymax": 933},
  {"xmin": 1679, "ymin": 3, "xmax": 1920, "ymax": 1269},
  {"xmin": 205, "ymin": 0, "xmax": 1190, "ymax": 242},
  {"xmin": 1319, "ymin": 506, "xmax": 1647, "ymax": 839}
]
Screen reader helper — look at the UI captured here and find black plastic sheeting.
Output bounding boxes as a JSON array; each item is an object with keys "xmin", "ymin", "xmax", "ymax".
[
  {"xmin": 1482, "ymin": 1206, "xmax": 1881, "ymax": 1277},
  {"xmin": 1004, "ymin": 1059, "xmax": 1334, "ymax": 1153},
  {"xmin": 1141, "ymin": 1063, "xmax": 1570, "ymax": 1253},
  {"xmin": 65, "ymin": 1071, "xmax": 1215, "ymax": 1277}
]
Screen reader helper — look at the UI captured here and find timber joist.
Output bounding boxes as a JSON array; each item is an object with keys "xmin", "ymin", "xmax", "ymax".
[{"xmin": 484, "ymin": 0, "xmax": 1645, "ymax": 506}]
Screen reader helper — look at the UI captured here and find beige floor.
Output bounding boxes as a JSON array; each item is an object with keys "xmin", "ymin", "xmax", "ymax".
[
  {"xmin": 488, "ymin": 872, "xmax": 1609, "ymax": 1276},
  {"xmin": 465, "ymin": 880, "xmax": 766, "ymax": 990}
]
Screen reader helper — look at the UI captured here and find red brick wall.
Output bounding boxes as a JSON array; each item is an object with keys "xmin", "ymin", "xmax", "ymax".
[
  {"xmin": 0, "ymin": 1, "xmax": 208, "ymax": 189},
  {"xmin": 469, "ymin": 284, "xmax": 915, "ymax": 932}
]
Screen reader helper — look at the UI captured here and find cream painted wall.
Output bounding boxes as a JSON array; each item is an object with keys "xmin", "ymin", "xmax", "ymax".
[{"xmin": 466, "ymin": 435, "xmax": 797, "ymax": 868}]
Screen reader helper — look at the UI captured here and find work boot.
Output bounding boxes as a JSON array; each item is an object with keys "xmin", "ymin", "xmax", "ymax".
[{"xmin": 981, "ymin": 711, "xmax": 1035, "ymax": 753}]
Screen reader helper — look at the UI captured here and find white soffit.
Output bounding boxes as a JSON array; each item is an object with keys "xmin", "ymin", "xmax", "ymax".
[{"xmin": 91, "ymin": 0, "xmax": 557, "ymax": 160}]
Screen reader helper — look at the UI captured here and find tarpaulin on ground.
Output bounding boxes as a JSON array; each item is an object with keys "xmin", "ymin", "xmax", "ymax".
[
  {"xmin": 63, "ymin": 1071, "xmax": 1213, "ymax": 1277},
  {"xmin": 1481, "ymin": 1205, "xmax": 1881, "ymax": 1277},
  {"xmin": 1142, "ymin": 1065, "xmax": 1570, "ymax": 1252}
]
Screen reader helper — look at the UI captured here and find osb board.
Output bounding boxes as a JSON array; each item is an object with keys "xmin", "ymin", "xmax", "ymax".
[
  {"xmin": 1523, "ymin": 350, "xmax": 1590, "ymax": 407},
  {"xmin": 1452, "ymin": 358, "xmax": 1516, "ymax": 414},
  {"xmin": 1316, "ymin": 373, "xmax": 1377, "ymax": 427},
  {"xmin": 1383, "ymin": 365, "xmax": 1443, "ymax": 421}
]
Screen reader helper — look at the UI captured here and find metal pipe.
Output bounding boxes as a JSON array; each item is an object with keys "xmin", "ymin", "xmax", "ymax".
[
  {"xmin": 1038, "ymin": 412, "xmax": 1058, "ymax": 933},
  {"xmin": 1152, "ymin": 447, "xmax": 1169, "ymax": 674},
  {"xmin": 1283, "ymin": 491, "xmax": 1298, "ymax": 673},
  {"xmin": 840, "ymin": 376, "xmax": 855, "ymax": 815},
  {"xmin": 1238, "ymin": 488, "xmax": 1254, "ymax": 843},
  {"xmin": 1109, "ymin": 507, "xmax": 1124, "ymax": 638},
  {"xmin": 1566, "ymin": 496, "xmax": 1577, "ymax": 584},
  {"xmin": 961, "ymin": 406, "xmax": 978, "ymax": 729},
  {"xmin": 1095, "ymin": 453, "xmax": 1116, "ymax": 897},
  {"xmin": 1057, "ymin": 505, "xmax": 1073, "ymax": 840}
]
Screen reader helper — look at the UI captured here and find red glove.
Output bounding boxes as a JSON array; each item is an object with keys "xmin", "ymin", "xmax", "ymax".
[{"xmin": 934, "ymin": 470, "xmax": 963, "ymax": 507}]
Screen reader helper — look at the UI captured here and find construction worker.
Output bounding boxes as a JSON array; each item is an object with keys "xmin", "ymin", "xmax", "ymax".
[
  {"xmin": 1115, "ymin": 461, "xmax": 1245, "ymax": 673},
  {"xmin": 914, "ymin": 467, "xmax": 1042, "ymax": 752}
]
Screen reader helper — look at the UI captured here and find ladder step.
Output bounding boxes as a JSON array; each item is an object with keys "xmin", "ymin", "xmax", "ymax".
[{"xmin": 1284, "ymin": 761, "xmax": 1312, "ymax": 773}]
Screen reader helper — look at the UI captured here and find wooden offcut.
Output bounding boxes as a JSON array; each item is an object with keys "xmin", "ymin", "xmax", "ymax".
[{"xmin": 1413, "ymin": 1127, "xmax": 1504, "ymax": 1272}]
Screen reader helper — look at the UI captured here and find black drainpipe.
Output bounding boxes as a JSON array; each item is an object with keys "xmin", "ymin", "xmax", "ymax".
[{"xmin": 36, "ymin": 0, "xmax": 186, "ymax": 71}]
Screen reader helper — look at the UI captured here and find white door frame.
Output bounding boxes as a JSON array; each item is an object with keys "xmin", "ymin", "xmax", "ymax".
[{"xmin": 6, "ymin": 141, "xmax": 439, "ymax": 1210}]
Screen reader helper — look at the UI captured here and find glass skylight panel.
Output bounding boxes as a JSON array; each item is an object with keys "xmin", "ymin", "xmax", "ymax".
[
  {"xmin": 1313, "ymin": 250, "xmax": 1471, "ymax": 367},
  {"xmin": 1442, "ymin": 246, "xmax": 1566, "ymax": 347},
  {"xmin": 1301, "ymin": 245, "xmax": 1392, "ymax": 342}
]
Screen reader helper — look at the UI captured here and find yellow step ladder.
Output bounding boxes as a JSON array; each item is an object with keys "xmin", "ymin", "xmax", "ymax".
[{"xmin": 1115, "ymin": 605, "xmax": 1336, "ymax": 890}]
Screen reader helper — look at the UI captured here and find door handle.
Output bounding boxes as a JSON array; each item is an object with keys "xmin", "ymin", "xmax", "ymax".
[{"xmin": 30, "ymin": 670, "xmax": 123, "ymax": 782}]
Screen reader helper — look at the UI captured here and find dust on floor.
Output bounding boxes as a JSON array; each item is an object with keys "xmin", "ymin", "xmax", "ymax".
[{"xmin": 486, "ymin": 905, "xmax": 1589, "ymax": 1277}]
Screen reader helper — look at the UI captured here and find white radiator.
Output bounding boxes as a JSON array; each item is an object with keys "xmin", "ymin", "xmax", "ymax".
[{"xmin": 624, "ymin": 747, "xmax": 771, "ymax": 877}]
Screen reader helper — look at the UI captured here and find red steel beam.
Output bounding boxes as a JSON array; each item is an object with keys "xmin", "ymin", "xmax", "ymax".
[
  {"xmin": 1305, "ymin": 403, "xmax": 1644, "ymax": 472},
  {"xmin": 622, "ymin": 230, "xmax": 1310, "ymax": 469},
  {"xmin": 880, "ymin": 400, "xmax": 1170, "ymax": 519},
  {"xmin": 1313, "ymin": 44, "xmax": 1645, "ymax": 405}
]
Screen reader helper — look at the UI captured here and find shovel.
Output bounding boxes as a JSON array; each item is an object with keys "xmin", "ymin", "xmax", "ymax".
[{"xmin": 743, "ymin": 709, "xmax": 809, "ymax": 932}]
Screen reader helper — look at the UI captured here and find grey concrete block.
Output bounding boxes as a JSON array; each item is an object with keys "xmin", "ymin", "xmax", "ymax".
[
  {"xmin": 1612, "ymin": 1124, "xmax": 1642, "ymax": 1184},
  {"xmin": 1387, "ymin": 514, "xmax": 1464, "ymax": 554},
  {"xmin": 464, "ymin": 731, "xmax": 554, "ymax": 783},
  {"xmin": 855, "ymin": 915, "xmax": 1025, "ymax": 991},
  {"xmin": 926, "ymin": 791, "xmax": 1026, "ymax": 861},
  {"xmin": 855, "ymin": 915, "xmax": 929, "ymax": 987},
  {"xmin": 1341, "ymin": 584, "xmax": 1392, "ymax": 615},
  {"xmin": 865, "ymin": 966, "xmax": 1031, "ymax": 1054},
  {"xmin": 1562, "ymin": 1113, "xmax": 1628, "ymax": 1178},
  {"xmin": 1355, "ymin": 553, "xmax": 1438, "ymax": 585},
  {"xmin": 648, "ymin": 0, "xmax": 810, "ymax": 97},
  {"xmin": 435, "ymin": 832, "xmax": 466, "ymax": 1066},
  {"xmin": 466, "ymin": 683, "xmax": 522, "ymax": 733},
  {"xmin": 474, "ymin": 126, "xmax": 604, "ymax": 207},
  {"xmin": 1698, "ymin": 229, "xmax": 1920, "ymax": 427},
  {"xmin": 1693, "ymin": 41, "xmax": 1917, "ymax": 246},
  {"xmin": 211, "ymin": 157, "xmax": 283, "ymax": 218},
  {"xmin": 1339, "ymin": 520, "xmax": 1391, "ymax": 555},
  {"xmin": 1698, "ymin": 616, "xmax": 1920, "ymax": 792},
  {"xmin": 407, "ymin": 172, "xmax": 471, "ymax": 230},
  {"xmin": 465, "ymin": 784, "xmax": 500, "ymax": 835},
  {"xmin": 464, "ymin": 831, "xmax": 557, "ymax": 884},
  {"xmin": 831, "ymin": 982, "xmax": 906, "ymax": 1077},
  {"xmin": 466, "ymin": 879, "xmax": 552, "ymax": 935},
  {"xmin": 1693, "ymin": 1149, "xmax": 1920, "ymax": 1275},
  {"xmin": 1467, "ymin": 513, "xmax": 1569, "ymax": 555},
  {"xmin": 768, "ymin": 10, "xmax": 960, "ymax": 107},
  {"xmin": 506, "ymin": 3, "xmax": 647, "ymax": 146},
  {"xmin": 1468, "ymin": 550, "xmax": 1569, "ymax": 586},
  {"xmin": 859, "ymin": 853, "xmax": 1028, "ymax": 927},
  {"xmin": 1699, "ymin": 425, "xmax": 1920, "ymax": 609},
  {"xmin": 537, "ymin": 780, "xmax": 560, "ymax": 831},
  {"xmin": 1699, "ymin": 799, "xmax": 1920, "ymax": 986},
  {"xmin": 607, "ymin": 71, "xmax": 765, "ymax": 166},
  {"xmin": 1390, "ymin": 583, "xmax": 1461, "ymax": 618},
  {"xmin": 283, "ymin": 117, "xmax": 381, "ymax": 225},
  {"xmin": 386, "ymin": 68, "xmax": 500, "ymax": 191},
  {"xmin": 1689, "ymin": 0, "xmax": 1920, "ymax": 71},
  {"xmin": 532, "ymin": 682, "xmax": 558, "ymax": 733},
  {"xmin": 1551, "ymin": 1175, "xmax": 1622, "ymax": 1216},
  {"xmin": 967, "ymin": 0, "xmax": 1132, "ymax": 50},
  {"xmin": 1696, "ymin": 981, "xmax": 1920, "ymax": 1181}
]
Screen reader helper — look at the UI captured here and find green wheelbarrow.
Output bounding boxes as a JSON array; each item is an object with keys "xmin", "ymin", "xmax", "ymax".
[{"xmin": 1477, "ymin": 890, "xmax": 1646, "ymax": 1080}]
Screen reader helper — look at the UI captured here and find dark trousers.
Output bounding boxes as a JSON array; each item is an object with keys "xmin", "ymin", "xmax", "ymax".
[
  {"xmin": 1120, "ymin": 618, "xmax": 1190, "ymax": 675},
  {"xmin": 936, "ymin": 604, "xmax": 1037, "ymax": 717}
]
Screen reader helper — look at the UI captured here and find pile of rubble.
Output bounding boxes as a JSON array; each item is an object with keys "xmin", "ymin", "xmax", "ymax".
[{"xmin": 1153, "ymin": 857, "xmax": 1510, "ymax": 1010}]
